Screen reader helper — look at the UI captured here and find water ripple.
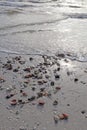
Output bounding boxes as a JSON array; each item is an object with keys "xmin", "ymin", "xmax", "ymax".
[
  {"xmin": 65, "ymin": 13, "xmax": 87, "ymax": 19},
  {"xmin": 0, "ymin": 16, "xmax": 68, "ymax": 31}
]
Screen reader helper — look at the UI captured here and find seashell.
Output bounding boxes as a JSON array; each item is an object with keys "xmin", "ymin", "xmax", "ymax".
[
  {"xmin": 58, "ymin": 113, "xmax": 68, "ymax": 120},
  {"xmin": 38, "ymin": 100, "xmax": 45, "ymax": 106},
  {"xmin": 24, "ymin": 74, "xmax": 33, "ymax": 78},
  {"xmin": 10, "ymin": 99, "xmax": 17, "ymax": 105},
  {"xmin": 54, "ymin": 115, "xmax": 58, "ymax": 123},
  {"xmin": 55, "ymin": 87, "xmax": 61, "ymax": 90}
]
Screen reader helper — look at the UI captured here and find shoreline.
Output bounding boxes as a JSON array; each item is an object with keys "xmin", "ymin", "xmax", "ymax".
[
  {"xmin": 0, "ymin": 52, "xmax": 87, "ymax": 130},
  {"xmin": 0, "ymin": 49, "xmax": 87, "ymax": 63}
]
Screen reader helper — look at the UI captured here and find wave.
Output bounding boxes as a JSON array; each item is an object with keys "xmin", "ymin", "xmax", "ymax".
[
  {"xmin": 65, "ymin": 13, "xmax": 87, "ymax": 19},
  {"xmin": 55, "ymin": 51, "xmax": 87, "ymax": 62},
  {"xmin": 0, "ymin": 0, "xmax": 87, "ymax": 63},
  {"xmin": 0, "ymin": 1, "xmax": 37, "ymax": 8},
  {"xmin": 0, "ymin": 0, "xmax": 84, "ymax": 8},
  {"xmin": 0, "ymin": 16, "xmax": 68, "ymax": 31},
  {"xmin": 0, "ymin": 29, "xmax": 52, "ymax": 36},
  {"xmin": 0, "ymin": 47, "xmax": 87, "ymax": 62}
]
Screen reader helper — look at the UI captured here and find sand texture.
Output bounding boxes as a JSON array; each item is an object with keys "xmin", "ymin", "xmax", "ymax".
[{"xmin": 0, "ymin": 52, "xmax": 87, "ymax": 130}]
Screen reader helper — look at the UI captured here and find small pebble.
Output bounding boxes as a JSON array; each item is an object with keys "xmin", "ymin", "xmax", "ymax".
[
  {"xmin": 19, "ymin": 126, "xmax": 27, "ymax": 130},
  {"xmin": 15, "ymin": 111, "xmax": 19, "ymax": 115},
  {"xmin": 28, "ymin": 96, "xmax": 36, "ymax": 101},
  {"xmin": 18, "ymin": 99, "xmax": 23, "ymax": 104},
  {"xmin": 6, "ymin": 87, "xmax": 12, "ymax": 93},
  {"xmin": 54, "ymin": 115, "xmax": 58, "ymax": 124},
  {"xmin": 29, "ymin": 57, "xmax": 33, "ymax": 61},
  {"xmin": 32, "ymin": 87, "xmax": 36, "ymax": 91},
  {"xmin": 47, "ymin": 92, "xmax": 52, "ymax": 97},
  {"xmin": 19, "ymin": 60, "xmax": 25, "ymax": 64},
  {"xmin": 13, "ymin": 68, "xmax": 19, "ymax": 72},
  {"xmin": 53, "ymin": 100, "xmax": 58, "ymax": 106},
  {"xmin": 5, "ymin": 94, "xmax": 14, "ymax": 99},
  {"xmin": 50, "ymin": 81, "xmax": 55, "ymax": 86},
  {"xmin": 7, "ymin": 64, "xmax": 13, "ymax": 70},
  {"xmin": 57, "ymin": 67, "xmax": 60, "ymax": 71},
  {"xmin": 74, "ymin": 78, "xmax": 78, "ymax": 82},
  {"xmin": 57, "ymin": 53, "xmax": 65, "ymax": 58},
  {"xmin": 24, "ymin": 68, "xmax": 31, "ymax": 72},
  {"xmin": 32, "ymin": 126, "xmax": 37, "ymax": 130},
  {"xmin": 81, "ymin": 110, "xmax": 86, "ymax": 114},
  {"xmin": 55, "ymin": 75, "xmax": 60, "ymax": 79},
  {"xmin": 20, "ymin": 90, "xmax": 23, "ymax": 93},
  {"xmin": 37, "ymin": 92, "xmax": 43, "ymax": 98},
  {"xmin": 7, "ymin": 60, "xmax": 11, "ymax": 63},
  {"xmin": 67, "ymin": 104, "xmax": 70, "ymax": 106},
  {"xmin": 85, "ymin": 115, "xmax": 87, "ymax": 118},
  {"xmin": 45, "ymin": 75, "xmax": 50, "ymax": 79},
  {"xmin": 22, "ymin": 92, "xmax": 27, "ymax": 97},
  {"xmin": 38, "ymin": 100, "xmax": 45, "ymax": 106},
  {"xmin": 40, "ymin": 88, "xmax": 45, "ymax": 92}
]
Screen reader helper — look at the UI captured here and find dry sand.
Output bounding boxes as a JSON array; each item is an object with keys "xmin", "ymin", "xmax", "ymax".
[{"xmin": 0, "ymin": 52, "xmax": 87, "ymax": 130}]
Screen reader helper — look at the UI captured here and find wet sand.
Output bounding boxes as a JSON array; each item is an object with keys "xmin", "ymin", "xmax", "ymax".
[{"xmin": 0, "ymin": 52, "xmax": 87, "ymax": 130}]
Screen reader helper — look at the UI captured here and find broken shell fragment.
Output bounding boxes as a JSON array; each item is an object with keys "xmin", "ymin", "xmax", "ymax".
[
  {"xmin": 38, "ymin": 100, "xmax": 45, "ymax": 106},
  {"xmin": 24, "ymin": 74, "xmax": 33, "ymax": 78},
  {"xmin": 62, "ymin": 113, "xmax": 68, "ymax": 119},
  {"xmin": 54, "ymin": 87, "xmax": 61, "ymax": 94},
  {"xmin": 0, "ymin": 77, "xmax": 5, "ymax": 82},
  {"xmin": 55, "ymin": 87, "xmax": 61, "ymax": 90},
  {"xmin": 58, "ymin": 113, "xmax": 68, "ymax": 120},
  {"xmin": 10, "ymin": 99, "xmax": 17, "ymax": 105},
  {"xmin": 54, "ymin": 115, "xmax": 58, "ymax": 123},
  {"xmin": 24, "ymin": 80, "xmax": 30, "ymax": 84}
]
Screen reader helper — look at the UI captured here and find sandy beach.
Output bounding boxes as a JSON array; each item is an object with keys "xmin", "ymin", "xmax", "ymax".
[
  {"xmin": 0, "ymin": 0, "xmax": 87, "ymax": 130},
  {"xmin": 0, "ymin": 52, "xmax": 87, "ymax": 130}
]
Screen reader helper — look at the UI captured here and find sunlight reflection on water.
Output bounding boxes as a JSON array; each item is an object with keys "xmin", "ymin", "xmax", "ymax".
[{"xmin": 0, "ymin": 0, "xmax": 87, "ymax": 61}]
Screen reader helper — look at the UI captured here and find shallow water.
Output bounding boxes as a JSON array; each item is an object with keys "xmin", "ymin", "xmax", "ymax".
[{"xmin": 0, "ymin": 0, "xmax": 87, "ymax": 61}]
